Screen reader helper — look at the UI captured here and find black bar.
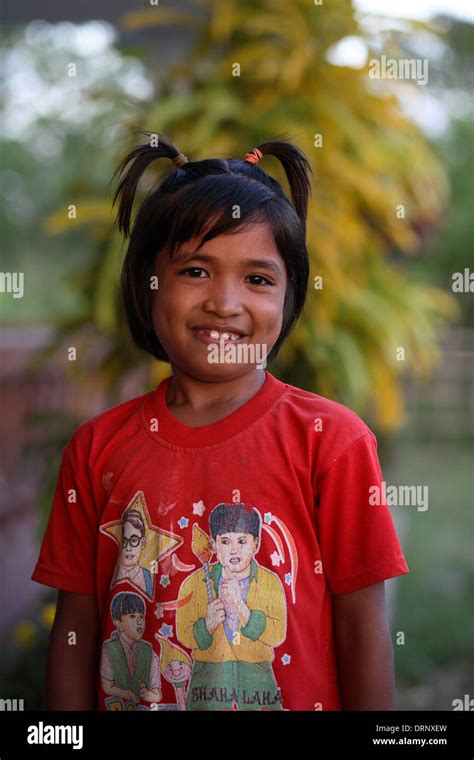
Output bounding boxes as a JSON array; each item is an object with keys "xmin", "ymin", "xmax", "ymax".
[{"xmin": 0, "ymin": 710, "xmax": 471, "ymax": 758}]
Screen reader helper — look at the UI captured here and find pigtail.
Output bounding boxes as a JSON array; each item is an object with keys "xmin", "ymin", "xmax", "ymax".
[
  {"xmin": 251, "ymin": 139, "xmax": 313, "ymax": 227},
  {"xmin": 110, "ymin": 131, "xmax": 185, "ymax": 238}
]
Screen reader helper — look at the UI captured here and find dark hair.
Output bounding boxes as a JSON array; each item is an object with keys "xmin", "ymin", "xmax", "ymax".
[
  {"xmin": 121, "ymin": 508, "xmax": 145, "ymax": 537},
  {"xmin": 111, "ymin": 131, "xmax": 313, "ymax": 364},
  {"xmin": 110, "ymin": 592, "xmax": 145, "ymax": 622},
  {"xmin": 209, "ymin": 503, "xmax": 261, "ymax": 540}
]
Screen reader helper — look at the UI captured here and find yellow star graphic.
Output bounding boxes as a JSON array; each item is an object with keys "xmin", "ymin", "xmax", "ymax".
[{"xmin": 100, "ymin": 490, "xmax": 183, "ymax": 600}]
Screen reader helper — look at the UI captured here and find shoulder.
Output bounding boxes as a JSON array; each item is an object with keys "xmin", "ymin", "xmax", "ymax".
[
  {"xmin": 276, "ymin": 379, "xmax": 374, "ymax": 441},
  {"xmin": 273, "ymin": 378, "xmax": 377, "ymax": 482},
  {"xmin": 256, "ymin": 563, "xmax": 285, "ymax": 588},
  {"xmin": 179, "ymin": 567, "xmax": 205, "ymax": 591},
  {"xmin": 63, "ymin": 390, "xmax": 154, "ymax": 465}
]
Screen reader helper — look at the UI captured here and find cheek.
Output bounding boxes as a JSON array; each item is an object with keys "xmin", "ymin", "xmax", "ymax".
[
  {"xmin": 151, "ymin": 284, "xmax": 194, "ymax": 340},
  {"xmin": 150, "ymin": 290, "xmax": 168, "ymax": 330},
  {"xmin": 254, "ymin": 295, "xmax": 286, "ymax": 333},
  {"xmin": 151, "ymin": 274, "xmax": 175, "ymax": 318}
]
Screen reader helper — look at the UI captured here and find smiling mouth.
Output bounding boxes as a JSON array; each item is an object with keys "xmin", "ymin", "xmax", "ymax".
[
  {"xmin": 191, "ymin": 328, "xmax": 247, "ymax": 345},
  {"xmin": 230, "ymin": 558, "xmax": 241, "ymax": 564}
]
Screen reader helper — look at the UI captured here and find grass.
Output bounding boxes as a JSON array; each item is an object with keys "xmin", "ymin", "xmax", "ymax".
[{"xmin": 383, "ymin": 437, "xmax": 474, "ymax": 693}]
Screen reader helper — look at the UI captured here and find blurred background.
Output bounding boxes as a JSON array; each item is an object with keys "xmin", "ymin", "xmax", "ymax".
[{"xmin": 0, "ymin": 0, "xmax": 472, "ymax": 710}]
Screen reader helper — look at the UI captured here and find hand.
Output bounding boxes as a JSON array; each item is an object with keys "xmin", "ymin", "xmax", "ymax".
[
  {"xmin": 125, "ymin": 688, "xmax": 139, "ymax": 703},
  {"xmin": 140, "ymin": 685, "xmax": 162, "ymax": 703},
  {"xmin": 220, "ymin": 565, "xmax": 243, "ymax": 613},
  {"xmin": 206, "ymin": 598, "xmax": 225, "ymax": 634}
]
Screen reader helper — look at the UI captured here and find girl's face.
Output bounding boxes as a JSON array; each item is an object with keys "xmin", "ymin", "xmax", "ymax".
[{"xmin": 151, "ymin": 222, "xmax": 288, "ymax": 381}]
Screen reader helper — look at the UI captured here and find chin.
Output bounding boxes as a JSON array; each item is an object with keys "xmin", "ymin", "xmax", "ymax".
[{"xmin": 182, "ymin": 363, "xmax": 246, "ymax": 382}]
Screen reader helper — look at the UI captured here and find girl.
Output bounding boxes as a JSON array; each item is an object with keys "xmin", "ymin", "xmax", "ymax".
[{"xmin": 32, "ymin": 133, "xmax": 409, "ymax": 711}]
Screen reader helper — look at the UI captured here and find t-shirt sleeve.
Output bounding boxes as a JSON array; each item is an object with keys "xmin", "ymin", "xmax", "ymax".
[
  {"xmin": 315, "ymin": 431, "xmax": 409, "ymax": 595},
  {"xmin": 31, "ymin": 436, "xmax": 98, "ymax": 595}
]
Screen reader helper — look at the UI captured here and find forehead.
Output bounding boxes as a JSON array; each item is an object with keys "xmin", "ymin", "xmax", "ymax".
[
  {"xmin": 170, "ymin": 223, "xmax": 284, "ymax": 272},
  {"xmin": 177, "ymin": 222, "xmax": 277, "ymax": 253},
  {"xmin": 123, "ymin": 521, "xmax": 140, "ymax": 534}
]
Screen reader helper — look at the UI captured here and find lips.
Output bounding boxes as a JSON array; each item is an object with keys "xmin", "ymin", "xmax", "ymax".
[{"xmin": 230, "ymin": 558, "xmax": 241, "ymax": 564}]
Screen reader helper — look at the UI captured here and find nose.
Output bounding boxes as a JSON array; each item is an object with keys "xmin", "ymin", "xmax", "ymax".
[{"xmin": 202, "ymin": 277, "xmax": 244, "ymax": 317}]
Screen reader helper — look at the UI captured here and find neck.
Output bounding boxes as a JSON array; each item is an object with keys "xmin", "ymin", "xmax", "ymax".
[{"xmin": 166, "ymin": 367, "xmax": 266, "ymax": 413}]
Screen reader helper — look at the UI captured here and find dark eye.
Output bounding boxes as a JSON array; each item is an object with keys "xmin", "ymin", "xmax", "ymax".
[
  {"xmin": 180, "ymin": 267, "xmax": 207, "ymax": 278},
  {"xmin": 247, "ymin": 275, "xmax": 274, "ymax": 286}
]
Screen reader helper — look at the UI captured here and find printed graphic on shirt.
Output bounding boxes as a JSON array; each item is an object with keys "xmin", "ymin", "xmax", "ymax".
[
  {"xmin": 155, "ymin": 635, "xmax": 193, "ymax": 710},
  {"xmin": 175, "ymin": 503, "xmax": 290, "ymax": 710},
  {"xmin": 100, "ymin": 591, "xmax": 162, "ymax": 710},
  {"xmin": 100, "ymin": 498, "xmax": 298, "ymax": 711},
  {"xmin": 100, "ymin": 492, "xmax": 186, "ymax": 601}
]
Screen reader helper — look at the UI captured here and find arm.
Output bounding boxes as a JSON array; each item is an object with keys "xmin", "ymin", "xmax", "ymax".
[
  {"xmin": 332, "ymin": 581, "xmax": 396, "ymax": 710},
  {"xmin": 43, "ymin": 590, "xmax": 100, "ymax": 710}
]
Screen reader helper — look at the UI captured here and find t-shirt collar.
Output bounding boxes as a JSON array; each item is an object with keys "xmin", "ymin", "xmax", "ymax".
[{"xmin": 142, "ymin": 369, "xmax": 287, "ymax": 449}]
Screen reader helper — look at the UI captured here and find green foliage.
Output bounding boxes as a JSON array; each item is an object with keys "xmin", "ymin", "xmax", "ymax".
[
  {"xmin": 41, "ymin": 1, "xmax": 460, "ymax": 427},
  {"xmin": 407, "ymin": 116, "xmax": 474, "ymax": 325},
  {"xmin": 388, "ymin": 441, "xmax": 474, "ymax": 685},
  {"xmin": 0, "ymin": 590, "xmax": 57, "ymax": 710}
]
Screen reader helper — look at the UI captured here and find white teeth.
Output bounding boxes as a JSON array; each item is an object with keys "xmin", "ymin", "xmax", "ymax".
[{"xmin": 198, "ymin": 329, "xmax": 241, "ymax": 341}]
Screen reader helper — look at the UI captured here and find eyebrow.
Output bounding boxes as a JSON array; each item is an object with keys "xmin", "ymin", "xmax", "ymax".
[{"xmin": 172, "ymin": 251, "xmax": 284, "ymax": 277}]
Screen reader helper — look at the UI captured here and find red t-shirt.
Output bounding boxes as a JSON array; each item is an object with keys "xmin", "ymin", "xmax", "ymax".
[{"xmin": 31, "ymin": 369, "xmax": 409, "ymax": 711}]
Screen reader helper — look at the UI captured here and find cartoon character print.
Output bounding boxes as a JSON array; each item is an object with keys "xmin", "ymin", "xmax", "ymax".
[
  {"xmin": 176, "ymin": 503, "xmax": 288, "ymax": 710},
  {"xmin": 100, "ymin": 591, "xmax": 162, "ymax": 710},
  {"xmin": 100, "ymin": 492, "xmax": 298, "ymax": 711},
  {"xmin": 155, "ymin": 636, "xmax": 193, "ymax": 711},
  {"xmin": 100, "ymin": 492, "xmax": 184, "ymax": 601}
]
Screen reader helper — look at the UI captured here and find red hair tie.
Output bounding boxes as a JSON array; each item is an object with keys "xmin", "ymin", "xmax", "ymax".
[{"xmin": 243, "ymin": 147, "xmax": 263, "ymax": 165}]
